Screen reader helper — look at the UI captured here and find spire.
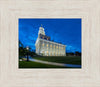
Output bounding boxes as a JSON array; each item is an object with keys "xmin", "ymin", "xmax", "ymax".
[
  {"xmin": 38, "ymin": 24, "xmax": 45, "ymax": 35},
  {"xmin": 41, "ymin": 24, "xmax": 43, "ymax": 27}
]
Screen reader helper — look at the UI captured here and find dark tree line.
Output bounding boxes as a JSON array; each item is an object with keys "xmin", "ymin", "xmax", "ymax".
[{"xmin": 66, "ymin": 51, "xmax": 81, "ymax": 56}]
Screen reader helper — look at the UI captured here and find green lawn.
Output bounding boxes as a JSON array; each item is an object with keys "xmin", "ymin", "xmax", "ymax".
[
  {"xmin": 19, "ymin": 56, "xmax": 81, "ymax": 68},
  {"xmin": 19, "ymin": 61, "xmax": 67, "ymax": 68},
  {"xmin": 33, "ymin": 56, "xmax": 81, "ymax": 65}
]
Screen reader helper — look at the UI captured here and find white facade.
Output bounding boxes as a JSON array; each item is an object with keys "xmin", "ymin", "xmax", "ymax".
[{"xmin": 35, "ymin": 25, "xmax": 66, "ymax": 56}]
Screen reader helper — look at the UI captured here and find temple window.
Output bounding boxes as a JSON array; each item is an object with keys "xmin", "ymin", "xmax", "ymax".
[
  {"xmin": 42, "ymin": 43, "xmax": 44, "ymax": 46},
  {"xmin": 50, "ymin": 44, "xmax": 52, "ymax": 47}
]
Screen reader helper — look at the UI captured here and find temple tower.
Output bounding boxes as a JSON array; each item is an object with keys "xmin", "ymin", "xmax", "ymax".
[{"xmin": 38, "ymin": 24, "xmax": 45, "ymax": 36}]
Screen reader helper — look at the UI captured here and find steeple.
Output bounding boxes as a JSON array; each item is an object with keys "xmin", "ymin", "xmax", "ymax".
[
  {"xmin": 38, "ymin": 24, "xmax": 45, "ymax": 35},
  {"xmin": 41, "ymin": 24, "xmax": 43, "ymax": 27}
]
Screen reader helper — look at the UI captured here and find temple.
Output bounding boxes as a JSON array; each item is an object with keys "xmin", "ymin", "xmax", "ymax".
[{"xmin": 35, "ymin": 25, "xmax": 66, "ymax": 56}]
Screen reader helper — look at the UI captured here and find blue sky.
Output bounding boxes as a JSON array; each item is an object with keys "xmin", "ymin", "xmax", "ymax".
[{"xmin": 19, "ymin": 18, "xmax": 81, "ymax": 53}]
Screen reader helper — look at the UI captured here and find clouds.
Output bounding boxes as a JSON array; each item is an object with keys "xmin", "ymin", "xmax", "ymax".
[{"xmin": 19, "ymin": 19, "xmax": 81, "ymax": 52}]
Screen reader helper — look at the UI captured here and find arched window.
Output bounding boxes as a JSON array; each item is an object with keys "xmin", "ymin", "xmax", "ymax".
[
  {"xmin": 56, "ymin": 46, "xmax": 58, "ymax": 49},
  {"xmin": 47, "ymin": 44, "xmax": 48, "ymax": 47},
  {"xmin": 50, "ymin": 44, "xmax": 52, "ymax": 48},
  {"xmin": 42, "ymin": 43, "xmax": 44, "ymax": 46}
]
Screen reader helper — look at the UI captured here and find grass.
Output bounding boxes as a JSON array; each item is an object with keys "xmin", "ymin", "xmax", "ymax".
[
  {"xmin": 19, "ymin": 61, "xmax": 67, "ymax": 68},
  {"xmin": 19, "ymin": 56, "xmax": 81, "ymax": 68},
  {"xmin": 33, "ymin": 56, "xmax": 81, "ymax": 65}
]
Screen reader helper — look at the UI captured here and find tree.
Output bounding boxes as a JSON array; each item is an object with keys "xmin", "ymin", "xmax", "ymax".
[
  {"xmin": 19, "ymin": 40, "xmax": 39, "ymax": 59},
  {"xmin": 75, "ymin": 51, "xmax": 81, "ymax": 56},
  {"xmin": 19, "ymin": 40, "xmax": 27, "ymax": 57}
]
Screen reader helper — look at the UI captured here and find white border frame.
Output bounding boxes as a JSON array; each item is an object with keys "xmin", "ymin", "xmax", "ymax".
[{"xmin": 0, "ymin": 0, "xmax": 100, "ymax": 87}]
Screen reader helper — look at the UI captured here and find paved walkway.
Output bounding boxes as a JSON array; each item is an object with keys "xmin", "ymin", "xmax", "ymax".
[{"xmin": 29, "ymin": 58, "xmax": 81, "ymax": 68}]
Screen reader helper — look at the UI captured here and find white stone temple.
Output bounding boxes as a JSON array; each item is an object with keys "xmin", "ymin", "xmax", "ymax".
[{"xmin": 35, "ymin": 25, "xmax": 66, "ymax": 56}]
